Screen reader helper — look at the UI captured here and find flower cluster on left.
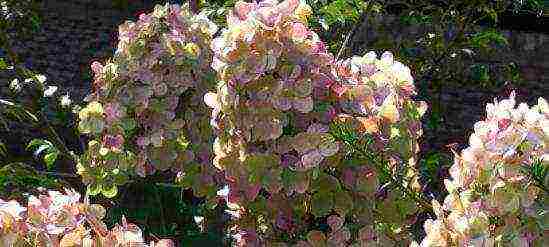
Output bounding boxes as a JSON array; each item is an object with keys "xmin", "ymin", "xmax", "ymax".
[
  {"xmin": 0, "ymin": 189, "xmax": 173, "ymax": 246},
  {"xmin": 77, "ymin": 4, "xmax": 222, "ymax": 199}
]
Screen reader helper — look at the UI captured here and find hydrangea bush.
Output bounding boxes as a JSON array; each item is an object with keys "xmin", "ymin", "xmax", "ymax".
[
  {"xmin": 32, "ymin": 0, "xmax": 546, "ymax": 246},
  {"xmin": 416, "ymin": 93, "xmax": 548, "ymax": 246},
  {"xmin": 77, "ymin": 3, "xmax": 222, "ymax": 199},
  {"xmin": 0, "ymin": 189, "xmax": 174, "ymax": 247},
  {"xmin": 204, "ymin": 0, "xmax": 431, "ymax": 245}
]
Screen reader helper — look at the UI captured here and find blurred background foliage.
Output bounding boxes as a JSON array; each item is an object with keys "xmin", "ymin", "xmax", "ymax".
[{"xmin": 1, "ymin": 0, "xmax": 548, "ymax": 244}]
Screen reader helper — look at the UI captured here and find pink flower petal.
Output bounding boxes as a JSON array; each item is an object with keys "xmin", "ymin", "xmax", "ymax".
[
  {"xmin": 290, "ymin": 22, "xmax": 309, "ymax": 40},
  {"xmin": 300, "ymin": 150, "xmax": 323, "ymax": 169},
  {"xmin": 293, "ymin": 96, "xmax": 314, "ymax": 113}
]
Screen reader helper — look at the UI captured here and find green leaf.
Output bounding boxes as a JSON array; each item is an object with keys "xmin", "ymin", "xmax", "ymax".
[
  {"xmin": 120, "ymin": 118, "xmax": 137, "ymax": 132},
  {"xmin": 312, "ymin": 167, "xmax": 320, "ymax": 180},
  {"xmin": 318, "ymin": 0, "xmax": 366, "ymax": 26},
  {"xmin": 0, "ymin": 58, "xmax": 7, "ymax": 70},
  {"xmin": 3, "ymin": 103, "xmax": 40, "ymax": 122},
  {"xmin": 177, "ymin": 134, "xmax": 190, "ymax": 151},
  {"xmin": 27, "ymin": 139, "xmax": 60, "ymax": 169},
  {"xmin": 0, "ymin": 142, "xmax": 7, "ymax": 157},
  {"xmin": 471, "ymin": 64, "xmax": 490, "ymax": 83},
  {"xmin": 333, "ymin": 190, "xmax": 353, "ymax": 216},
  {"xmin": 311, "ymin": 192, "xmax": 334, "ymax": 217},
  {"xmin": 427, "ymin": 107, "xmax": 443, "ymax": 130},
  {"xmin": 101, "ymin": 183, "xmax": 118, "ymax": 198},
  {"xmin": 87, "ymin": 183, "xmax": 102, "ymax": 196},
  {"xmin": 43, "ymin": 151, "xmax": 58, "ymax": 170},
  {"xmin": 523, "ymin": 158, "xmax": 549, "ymax": 193},
  {"xmin": 470, "ymin": 29, "xmax": 508, "ymax": 50},
  {"xmin": 245, "ymin": 154, "xmax": 280, "ymax": 184},
  {"xmin": 312, "ymin": 173, "xmax": 340, "ymax": 193},
  {"xmin": 26, "ymin": 139, "xmax": 51, "ymax": 151},
  {"xmin": 29, "ymin": 13, "xmax": 41, "ymax": 32}
]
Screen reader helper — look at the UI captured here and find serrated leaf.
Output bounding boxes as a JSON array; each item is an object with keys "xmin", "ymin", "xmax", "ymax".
[
  {"xmin": 311, "ymin": 192, "xmax": 333, "ymax": 217},
  {"xmin": 101, "ymin": 183, "xmax": 118, "ymax": 198},
  {"xmin": 87, "ymin": 183, "xmax": 102, "ymax": 196},
  {"xmin": 44, "ymin": 151, "xmax": 58, "ymax": 170},
  {"xmin": 27, "ymin": 139, "xmax": 51, "ymax": 151},
  {"xmin": 333, "ymin": 191, "xmax": 353, "ymax": 216},
  {"xmin": 0, "ymin": 142, "xmax": 6, "ymax": 157},
  {"xmin": 0, "ymin": 58, "xmax": 7, "ymax": 70}
]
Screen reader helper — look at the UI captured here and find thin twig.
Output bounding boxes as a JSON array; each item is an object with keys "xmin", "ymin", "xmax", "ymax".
[
  {"xmin": 331, "ymin": 123, "xmax": 433, "ymax": 212},
  {"xmin": 189, "ymin": 0, "xmax": 199, "ymax": 14},
  {"xmin": 1, "ymin": 31, "xmax": 77, "ymax": 165},
  {"xmin": 336, "ymin": 0, "xmax": 376, "ymax": 60},
  {"xmin": 155, "ymin": 182, "xmax": 182, "ymax": 188},
  {"xmin": 37, "ymin": 170, "xmax": 80, "ymax": 178},
  {"xmin": 154, "ymin": 185, "xmax": 167, "ymax": 234}
]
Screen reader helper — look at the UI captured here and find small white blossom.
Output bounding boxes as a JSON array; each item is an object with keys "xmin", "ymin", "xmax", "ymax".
[
  {"xmin": 43, "ymin": 86, "xmax": 58, "ymax": 97},
  {"xmin": 194, "ymin": 216, "xmax": 205, "ymax": 232},
  {"xmin": 60, "ymin": 94, "xmax": 72, "ymax": 107},
  {"xmin": 36, "ymin": 74, "xmax": 47, "ymax": 83},
  {"xmin": 9, "ymin": 78, "xmax": 21, "ymax": 92}
]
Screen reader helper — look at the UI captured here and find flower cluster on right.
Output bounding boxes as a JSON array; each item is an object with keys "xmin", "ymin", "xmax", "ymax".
[{"xmin": 416, "ymin": 93, "xmax": 548, "ymax": 246}]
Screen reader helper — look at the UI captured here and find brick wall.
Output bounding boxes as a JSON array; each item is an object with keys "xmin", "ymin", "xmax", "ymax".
[
  {"xmin": 1, "ymin": 1, "xmax": 548, "ymax": 158},
  {"xmin": 349, "ymin": 14, "xmax": 549, "ymax": 152}
]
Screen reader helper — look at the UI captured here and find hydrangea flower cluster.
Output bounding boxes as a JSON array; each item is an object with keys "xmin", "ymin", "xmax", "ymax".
[
  {"xmin": 205, "ymin": 0, "xmax": 431, "ymax": 245},
  {"xmin": 78, "ymin": 3, "xmax": 221, "ymax": 199},
  {"xmin": 333, "ymin": 51, "xmax": 427, "ymax": 177},
  {"xmin": 204, "ymin": 0, "xmax": 347, "ymax": 244},
  {"xmin": 304, "ymin": 51, "xmax": 428, "ymax": 246},
  {"xmin": 0, "ymin": 189, "xmax": 174, "ymax": 246},
  {"xmin": 416, "ymin": 93, "xmax": 548, "ymax": 246}
]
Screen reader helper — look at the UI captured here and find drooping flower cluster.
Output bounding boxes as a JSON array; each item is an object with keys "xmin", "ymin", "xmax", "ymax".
[
  {"xmin": 205, "ymin": 0, "xmax": 432, "ymax": 245},
  {"xmin": 0, "ymin": 189, "xmax": 174, "ymax": 247},
  {"xmin": 333, "ymin": 51, "xmax": 427, "ymax": 176},
  {"xmin": 78, "ymin": 3, "xmax": 221, "ymax": 199},
  {"xmin": 205, "ymin": 0, "xmax": 346, "ymax": 244},
  {"xmin": 416, "ymin": 93, "xmax": 548, "ymax": 246},
  {"xmin": 300, "ymin": 51, "xmax": 428, "ymax": 245}
]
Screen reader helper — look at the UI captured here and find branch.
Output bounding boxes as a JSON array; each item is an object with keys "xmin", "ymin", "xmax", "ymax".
[
  {"xmin": 336, "ymin": 0, "xmax": 376, "ymax": 60},
  {"xmin": 1, "ymin": 32, "xmax": 77, "ymax": 165},
  {"xmin": 330, "ymin": 122, "xmax": 433, "ymax": 212},
  {"xmin": 39, "ymin": 111, "xmax": 77, "ymax": 163},
  {"xmin": 417, "ymin": 2, "xmax": 510, "ymax": 83},
  {"xmin": 189, "ymin": 0, "xmax": 199, "ymax": 14},
  {"xmin": 37, "ymin": 170, "xmax": 80, "ymax": 178}
]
